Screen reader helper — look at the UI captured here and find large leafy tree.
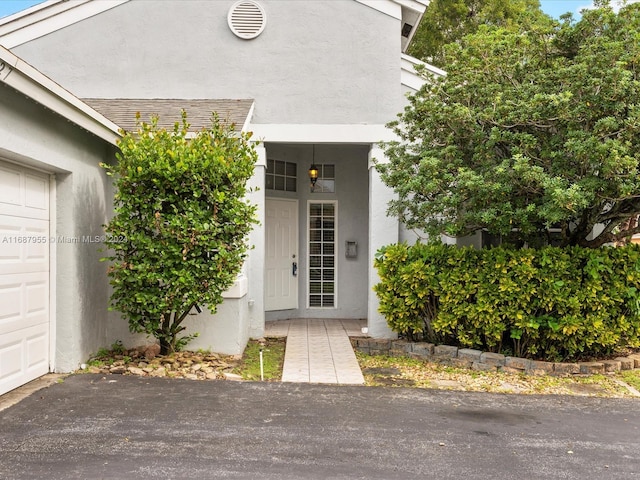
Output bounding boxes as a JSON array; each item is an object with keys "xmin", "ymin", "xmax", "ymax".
[
  {"xmin": 379, "ymin": 2, "xmax": 640, "ymax": 248},
  {"xmin": 102, "ymin": 113, "xmax": 258, "ymax": 354},
  {"xmin": 408, "ymin": 0, "xmax": 547, "ymax": 68}
]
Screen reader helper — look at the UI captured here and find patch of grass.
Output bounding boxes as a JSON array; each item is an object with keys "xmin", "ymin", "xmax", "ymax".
[
  {"xmin": 619, "ymin": 370, "xmax": 640, "ymax": 390},
  {"xmin": 234, "ymin": 338, "xmax": 285, "ymax": 381}
]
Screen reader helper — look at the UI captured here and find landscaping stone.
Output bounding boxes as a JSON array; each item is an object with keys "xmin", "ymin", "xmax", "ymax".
[
  {"xmin": 505, "ymin": 357, "xmax": 532, "ymax": 371},
  {"xmin": 434, "ymin": 345, "xmax": 458, "ymax": 358},
  {"xmin": 391, "ymin": 340, "xmax": 412, "ymax": 354},
  {"xmin": 579, "ymin": 362, "xmax": 605, "ymax": 375},
  {"xmin": 458, "ymin": 349, "xmax": 482, "ymax": 363},
  {"xmin": 127, "ymin": 366, "xmax": 145, "ymax": 375},
  {"xmin": 223, "ymin": 372, "xmax": 244, "ymax": 381},
  {"xmin": 369, "ymin": 339, "xmax": 391, "ymax": 352},
  {"xmin": 601, "ymin": 360, "xmax": 622, "ymax": 373},
  {"xmin": 144, "ymin": 344, "xmax": 160, "ymax": 360},
  {"xmin": 389, "ymin": 349, "xmax": 407, "ymax": 357},
  {"xmin": 412, "ymin": 342, "xmax": 435, "ymax": 356},
  {"xmin": 628, "ymin": 354, "xmax": 640, "ymax": 369},
  {"xmin": 81, "ymin": 346, "xmax": 241, "ymax": 381},
  {"xmin": 528, "ymin": 361, "xmax": 553, "ymax": 374},
  {"xmin": 553, "ymin": 363, "xmax": 580, "ymax": 375},
  {"xmin": 615, "ymin": 357, "xmax": 635, "ymax": 370},
  {"xmin": 479, "ymin": 352, "xmax": 505, "ymax": 366},
  {"xmin": 149, "ymin": 367, "xmax": 166, "ymax": 377}
]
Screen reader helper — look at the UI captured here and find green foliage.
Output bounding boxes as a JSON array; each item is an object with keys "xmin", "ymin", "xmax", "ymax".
[
  {"xmin": 408, "ymin": 0, "xmax": 547, "ymax": 67},
  {"xmin": 374, "ymin": 243, "xmax": 640, "ymax": 360},
  {"xmin": 102, "ymin": 112, "xmax": 258, "ymax": 354},
  {"xmin": 381, "ymin": 2, "xmax": 640, "ymax": 248},
  {"xmin": 110, "ymin": 340, "xmax": 125, "ymax": 355}
]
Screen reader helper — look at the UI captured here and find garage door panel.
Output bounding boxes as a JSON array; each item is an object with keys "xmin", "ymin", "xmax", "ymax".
[
  {"xmin": 0, "ymin": 164, "xmax": 49, "ymax": 220},
  {"xmin": 0, "ymin": 167, "xmax": 21, "ymax": 207},
  {"xmin": 0, "ymin": 273, "xmax": 48, "ymax": 334},
  {"xmin": 26, "ymin": 330, "xmax": 49, "ymax": 371},
  {"xmin": 0, "ymin": 160, "xmax": 50, "ymax": 396},
  {"xmin": 0, "ymin": 282, "xmax": 21, "ymax": 321},
  {"xmin": 0, "ymin": 324, "xmax": 49, "ymax": 393},
  {"xmin": 0, "ymin": 215, "xmax": 49, "ymax": 275},
  {"xmin": 26, "ymin": 281, "xmax": 48, "ymax": 314},
  {"xmin": 24, "ymin": 174, "xmax": 48, "ymax": 212},
  {"xmin": 0, "ymin": 338, "xmax": 22, "ymax": 381}
]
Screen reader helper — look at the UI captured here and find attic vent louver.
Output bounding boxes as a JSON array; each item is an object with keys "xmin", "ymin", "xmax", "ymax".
[{"xmin": 228, "ymin": 1, "xmax": 266, "ymax": 39}]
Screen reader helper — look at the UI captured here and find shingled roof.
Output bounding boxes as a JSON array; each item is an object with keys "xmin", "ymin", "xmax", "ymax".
[{"xmin": 82, "ymin": 98, "xmax": 254, "ymax": 133}]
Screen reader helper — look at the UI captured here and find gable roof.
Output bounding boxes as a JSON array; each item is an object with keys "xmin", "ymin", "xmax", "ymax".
[
  {"xmin": 401, "ymin": 53, "xmax": 445, "ymax": 91},
  {"xmin": 0, "ymin": 0, "xmax": 428, "ymax": 52},
  {"xmin": 83, "ymin": 98, "xmax": 255, "ymax": 133},
  {"xmin": 0, "ymin": 44, "xmax": 120, "ymax": 144},
  {"xmin": 0, "ymin": 0, "xmax": 127, "ymax": 48}
]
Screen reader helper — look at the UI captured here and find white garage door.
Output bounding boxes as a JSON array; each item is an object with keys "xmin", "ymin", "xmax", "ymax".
[{"xmin": 0, "ymin": 160, "xmax": 50, "ymax": 396}]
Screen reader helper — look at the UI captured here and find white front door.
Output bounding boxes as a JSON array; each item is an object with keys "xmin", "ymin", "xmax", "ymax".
[
  {"xmin": 265, "ymin": 198, "xmax": 298, "ymax": 311},
  {"xmin": 0, "ymin": 160, "xmax": 51, "ymax": 396}
]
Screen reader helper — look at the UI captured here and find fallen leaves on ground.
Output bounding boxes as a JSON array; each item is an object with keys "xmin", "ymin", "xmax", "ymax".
[{"xmin": 356, "ymin": 352, "xmax": 639, "ymax": 398}]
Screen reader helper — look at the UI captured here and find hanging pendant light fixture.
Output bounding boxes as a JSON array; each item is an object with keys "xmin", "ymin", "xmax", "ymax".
[{"xmin": 308, "ymin": 144, "xmax": 319, "ymax": 190}]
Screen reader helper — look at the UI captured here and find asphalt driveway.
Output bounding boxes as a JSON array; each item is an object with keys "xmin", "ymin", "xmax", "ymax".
[{"xmin": 0, "ymin": 374, "xmax": 638, "ymax": 479}]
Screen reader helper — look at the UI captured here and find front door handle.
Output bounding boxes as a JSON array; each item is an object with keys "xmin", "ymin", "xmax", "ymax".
[{"xmin": 292, "ymin": 262, "xmax": 298, "ymax": 277}]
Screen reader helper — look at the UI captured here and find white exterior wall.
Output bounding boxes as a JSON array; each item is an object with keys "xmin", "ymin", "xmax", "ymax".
[
  {"xmin": 13, "ymin": 0, "xmax": 402, "ymax": 125},
  {"xmin": 0, "ymin": 83, "xmax": 117, "ymax": 372}
]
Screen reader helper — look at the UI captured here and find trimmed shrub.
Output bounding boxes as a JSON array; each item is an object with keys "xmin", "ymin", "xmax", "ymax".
[{"xmin": 374, "ymin": 243, "xmax": 640, "ymax": 361}]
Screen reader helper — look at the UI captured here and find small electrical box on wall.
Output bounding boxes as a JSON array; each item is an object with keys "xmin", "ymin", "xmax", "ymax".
[{"xmin": 345, "ymin": 240, "xmax": 358, "ymax": 259}]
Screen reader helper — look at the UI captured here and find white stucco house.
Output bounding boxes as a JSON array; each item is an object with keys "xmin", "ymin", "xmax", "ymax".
[{"xmin": 0, "ymin": 0, "xmax": 445, "ymax": 395}]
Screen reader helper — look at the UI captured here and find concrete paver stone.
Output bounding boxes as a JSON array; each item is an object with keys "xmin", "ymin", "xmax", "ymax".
[{"xmin": 277, "ymin": 319, "xmax": 366, "ymax": 385}]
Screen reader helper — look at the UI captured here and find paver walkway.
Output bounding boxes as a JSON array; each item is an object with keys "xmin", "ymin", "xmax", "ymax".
[{"xmin": 265, "ymin": 319, "xmax": 366, "ymax": 384}]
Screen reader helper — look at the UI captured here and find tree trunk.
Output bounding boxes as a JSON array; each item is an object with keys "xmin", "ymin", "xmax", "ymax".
[{"xmin": 159, "ymin": 337, "xmax": 172, "ymax": 356}]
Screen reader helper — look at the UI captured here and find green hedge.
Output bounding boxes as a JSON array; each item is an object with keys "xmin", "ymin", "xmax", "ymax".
[{"xmin": 374, "ymin": 243, "xmax": 640, "ymax": 360}]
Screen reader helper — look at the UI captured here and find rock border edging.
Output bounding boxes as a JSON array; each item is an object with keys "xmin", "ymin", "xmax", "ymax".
[{"xmin": 351, "ymin": 338, "xmax": 640, "ymax": 376}]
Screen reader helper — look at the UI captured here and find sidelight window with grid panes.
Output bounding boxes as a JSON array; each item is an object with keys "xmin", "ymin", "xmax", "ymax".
[{"xmin": 308, "ymin": 201, "xmax": 336, "ymax": 308}]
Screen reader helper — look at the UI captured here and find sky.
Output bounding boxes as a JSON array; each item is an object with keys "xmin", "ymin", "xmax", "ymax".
[{"xmin": 0, "ymin": 0, "xmax": 637, "ymax": 22}]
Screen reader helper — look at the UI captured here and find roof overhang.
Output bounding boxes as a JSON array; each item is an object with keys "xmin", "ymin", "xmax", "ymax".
[
  {"xmin": 355, "ymin": 0, "xmax": 429, "ymax": 52},
  {"xmin": 0, "ymin": 0, "xmax": 129, "ymax": 49},
  {"xmin": 0, "ymin": 45, "xmax": 121, "ymax": 145},
  {"xmin": 401, "ymin": 53, "xmax": 445, "ymax": 91}
]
